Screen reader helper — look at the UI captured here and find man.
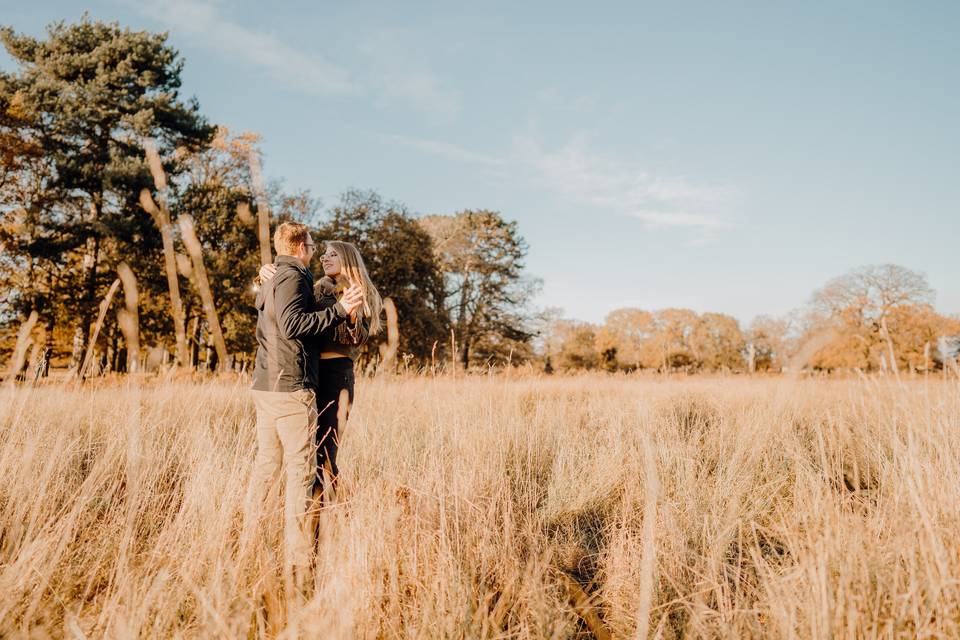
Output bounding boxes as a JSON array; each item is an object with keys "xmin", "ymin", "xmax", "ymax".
[{"xmin": 248, "ymin": 222, "xmax": 363, "ymax": 580}]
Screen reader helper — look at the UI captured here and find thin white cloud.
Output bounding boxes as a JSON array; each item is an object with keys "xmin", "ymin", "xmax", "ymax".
[
  {"xmin": 134, "ymin": 0, "xmax": 461, "ymax": 120},
  {"xmin": 373, "ymin": 68, "xmax": 461, "ymax": 120},
  {"xmin": 136, "ymin": 0, "xmax": 354, "ymax": 94},
  {"xmin": 632, "ymin": 211, "xmax": 730, "ymax": 230},
  {"xmin": 632, "ymin": 211, "xmax": 731, "ymax": 247},
  {"xmin": 513, "ymin": 134, "xmax": 728, "ymax": 210},
  {"xmin": 534, "ymin": 87, "xmax": 600, "ymax": 114},
  {"xmin": 513, "ymin": 133, "xmax": 734, "ymax": 240},
  {"xmin": 514, "ymin": 133, "xmax": 624, "ymax": 205},
  {"xmin": 625, "ymin": 179, "xmax": 732, "ymax": 206},
  {"xmin": 358, "ymin": 31, "xmax": 462, "ymax": 119},
  {"xmin": 387, "ymin": 134, "xmax": 503, "ymax": 166},
  {"xmin": 383, "ymin": 131, "xmax": 735, "ymax": 242}
]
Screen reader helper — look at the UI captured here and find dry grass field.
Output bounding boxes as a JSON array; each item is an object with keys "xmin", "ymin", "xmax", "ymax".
[{"xmin": 2, "ymin": 373, "xmax": 960, "ymax": 638}]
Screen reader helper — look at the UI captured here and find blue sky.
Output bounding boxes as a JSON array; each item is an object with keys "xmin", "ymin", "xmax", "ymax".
[{"xmin": 3, "ymin": 1, "xmax": 958, "ymax": 325}]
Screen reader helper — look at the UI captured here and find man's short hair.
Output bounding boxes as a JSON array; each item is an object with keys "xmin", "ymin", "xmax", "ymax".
[{"xmin": 274, "ymin": 222, "xmax": 311, "ymax": 255}]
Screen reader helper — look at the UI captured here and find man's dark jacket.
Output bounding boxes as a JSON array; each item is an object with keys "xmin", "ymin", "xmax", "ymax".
[{"xmin": 251, "ymin": 255, "xmax": 347, "ymax": 392}]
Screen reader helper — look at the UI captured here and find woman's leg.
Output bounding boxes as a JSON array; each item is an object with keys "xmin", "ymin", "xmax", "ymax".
[{"xmin": 314, "ymin": 359, "xmax": 355, "ymax": 502}]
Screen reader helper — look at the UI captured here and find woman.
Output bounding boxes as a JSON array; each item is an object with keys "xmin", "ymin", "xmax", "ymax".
[
  {"xmin": 259, "ymin": 240, "xmax": 382, "ymax": 502},
  {"xmin": 310, "ymin": 241, "xmax": 381, "ymax": 501}
]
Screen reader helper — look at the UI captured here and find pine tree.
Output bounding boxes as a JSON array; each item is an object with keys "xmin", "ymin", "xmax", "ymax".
[{"xmin": 0, "ymin": 17, "xmax": 214, "ymax": 368}]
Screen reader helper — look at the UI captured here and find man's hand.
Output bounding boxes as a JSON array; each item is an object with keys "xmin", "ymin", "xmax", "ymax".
[
  {"xmin": 259, "ymin": 263, "xmax": 277, "ymax": 282},
  {"xmin": 339, "ymin": 285, "xmax": 364, "ymax": 316}
]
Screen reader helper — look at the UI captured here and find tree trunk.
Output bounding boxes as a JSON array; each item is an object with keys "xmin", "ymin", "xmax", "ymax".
[
  {"xmin": 460, "ymin": 337, "xmax": 471, "ymax": 370},
  {"xmin": 376, "ymin": 297, "xmax": 399, "ymax": 374},
  {"xmin": 72, "ymin": 231, "xmax": 100, "ymax": 371},
  {"xmin": 33, "ymin": 347, "xmax": 51, "ymax": 382},
  {"xmin": 189, "ymin": 315, "xmax": 201, "ymax": 368},
  {"xmin": 456, "ymin": 278, "xmax": 472, "ymax": 370},
  {"xmin": 79, "ymin": 278, "xmax": 121, "ymax": 380},
  {"xmin": 880, "ymin": 316, "xmax": 900, "ymax": 377},
  {"xmin": 69, "ymin": 326, "xmax": 85, "ymax": 372},
  {"xmin": 6, "ymin": 310, "xmax": 39, "ymax": 386},
  {"xmin": 203, "ymin": 331, "xmax": 213, "ymax": 372},
  {"xmin": 41, "ymin": 272, "xmax": 56, "ymax": 364},
  {"xmin": 104, "ymin": 322, "xmax": 116, "ymax": 374}
]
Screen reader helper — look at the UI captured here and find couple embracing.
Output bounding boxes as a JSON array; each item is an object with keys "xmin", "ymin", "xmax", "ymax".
[{"xmin": 246, "ymin": 221, "xmax": 381, "ymax": 577}]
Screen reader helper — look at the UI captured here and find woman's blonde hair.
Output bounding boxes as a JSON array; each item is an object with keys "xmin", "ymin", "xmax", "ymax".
[{"xmin": 326, "ymin": 240, "xmax": 383, "ymax": 335}]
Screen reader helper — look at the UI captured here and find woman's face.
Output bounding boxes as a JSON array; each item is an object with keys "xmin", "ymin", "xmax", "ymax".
[{"xmin": 320, "ymin": 246, "xmax": 342, "ymax": 277}]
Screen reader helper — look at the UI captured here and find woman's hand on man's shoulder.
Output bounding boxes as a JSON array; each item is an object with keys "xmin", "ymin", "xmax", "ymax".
[{"xmin": 259, "ymin": 263, "xmax": 278, "ymax": 282}]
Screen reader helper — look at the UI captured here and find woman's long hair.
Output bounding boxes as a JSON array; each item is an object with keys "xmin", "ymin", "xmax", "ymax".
[{"xmin": 326, "ymin": 240, "xmax": 383, "ymax": 335}]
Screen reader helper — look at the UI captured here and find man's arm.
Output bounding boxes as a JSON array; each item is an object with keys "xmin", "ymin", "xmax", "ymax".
[{"xmin": 274, "ymin": 270, "xmax": 348, "ymax": 339}]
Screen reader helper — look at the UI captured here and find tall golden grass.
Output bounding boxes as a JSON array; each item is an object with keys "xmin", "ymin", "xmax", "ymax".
[
  {"xmin": 1, "ymin": 374, "xmax": 959, "ymax": 638},
  {"xmin": 3, "ymin": 310, "xmax": 37, "ymax": 385},
  {"xmin": 116, "ymin": 262, "xmax": 141, "ymax": 374},
  {"xmin": 138, "ymin": 176, "xmax": 189, "ymax": 367},
  {"xmin": 246, "ymin": 151, "xmax": 273, "ymax": 268},
  {"xmin": 178, "ymin": 214, "xmax": 229, "ymax": 369}
]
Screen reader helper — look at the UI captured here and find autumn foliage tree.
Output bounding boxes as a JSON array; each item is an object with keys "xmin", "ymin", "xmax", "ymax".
[
  {"xmin": 541, "ymin": 264, "xmax": 958, "ymax": 375},
  {"xmin": 546, "ymin": 308, "xmax": 748, "ymax": 373},
  {"xmin": 594, "ymin": 309, "xmax": 656, "ymax": 370},
  {"xmin": 806, "ymin": 264, "xmax": 942, "ymax": 372},
  {"xmin": 692, "ymin": 312, "xmax": 746, "ymax": 370},
  {"xmin": 420, "ymin": 210, "xmax": 536, "ymax": 368},
  {"xmin": 543, "ymin": 320, "xmax": 600, "ymax": 370},
  {"xmin": 746, "ymin": 315, "xmax": 794, "ymax": 372}
]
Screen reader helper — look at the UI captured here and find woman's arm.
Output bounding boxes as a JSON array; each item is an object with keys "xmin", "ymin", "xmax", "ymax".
[
  {"xmin": 350, "ymin": 313, "xmax": 370, "ymax": 345},
  {"xmin": 258, "ymin": 263, "xmax": 278, "ymax": 283},
  {"xmin": 333, "ymin": 311, "xmax": 370, "ymax": 346}
]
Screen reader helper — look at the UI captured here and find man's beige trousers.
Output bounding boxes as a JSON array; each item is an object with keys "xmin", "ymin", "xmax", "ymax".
[{"xmin": 249, "ymin": 388, "xmax": 317, "ymax": 569}]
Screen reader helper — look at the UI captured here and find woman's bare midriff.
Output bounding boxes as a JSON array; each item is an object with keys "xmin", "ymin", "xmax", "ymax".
[{"xmin": 319, "ymin": 351, "xmax": 349, "ymax": 360}]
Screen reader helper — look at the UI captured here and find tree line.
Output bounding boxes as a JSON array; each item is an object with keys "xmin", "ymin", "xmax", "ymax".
[
  {"xmin": 541, "ymin": 264, "xmax": 960, "ymax": 374},
  {"xmin": 3, "ymin": 19, "xmax": 958, "ymax": 378},
  {"xmin": 0, "ymin": 18, "xmax": 535, "ymax": 376}
]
